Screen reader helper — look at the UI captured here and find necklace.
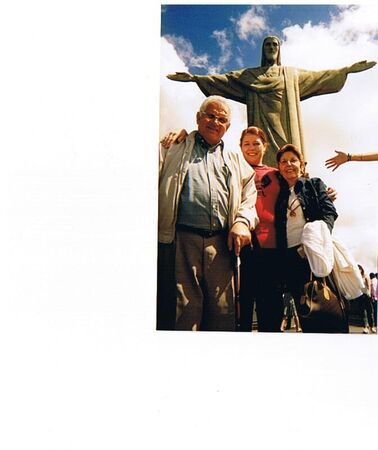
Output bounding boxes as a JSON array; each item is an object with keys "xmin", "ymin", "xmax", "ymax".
[{"xmin": 287, "ymin": 196, "xmax": 301, "ymax": 217}]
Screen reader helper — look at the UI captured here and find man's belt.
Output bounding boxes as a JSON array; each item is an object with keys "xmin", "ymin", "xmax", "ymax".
[{"xmin": 176, "ymin": 224, "xmax": 226, "ymax": 238}]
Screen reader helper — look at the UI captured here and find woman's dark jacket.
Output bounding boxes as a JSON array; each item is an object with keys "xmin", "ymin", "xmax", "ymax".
[{"xmin": 275, "ymin": 175, "xmax": 338, "ymax": 249}]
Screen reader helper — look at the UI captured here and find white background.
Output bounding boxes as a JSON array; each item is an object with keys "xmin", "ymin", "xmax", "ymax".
[{"xmin": 0, "ymin": 1, "xmax": 377, "ymax": 449}]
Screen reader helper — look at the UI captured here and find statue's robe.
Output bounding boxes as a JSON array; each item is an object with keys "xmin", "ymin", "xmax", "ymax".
[{"xmin": 193, "ymin": 65, "xmax": 348, "ymax": 166}]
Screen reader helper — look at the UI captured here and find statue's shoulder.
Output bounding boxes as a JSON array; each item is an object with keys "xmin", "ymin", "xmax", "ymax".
[
  {"xmin": 239, "ymin": 66, "xmax": 261, "ymax": 74},
  {"xmin": 282, "ymin": 66, "xmax": 299, "ymax": 73},
  {"xmin": 234, "ymin": 66, "xmax": 261, "ymax": 82}
]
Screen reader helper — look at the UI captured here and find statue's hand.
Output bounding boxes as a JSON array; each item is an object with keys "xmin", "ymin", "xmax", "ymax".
[
  {"xmin": 347, "ymin": 60, "xmax": 376, "ymax": 73},
  {"xmin": 166, "ymin": 72, "xmax": 193, "ymax": 82}
]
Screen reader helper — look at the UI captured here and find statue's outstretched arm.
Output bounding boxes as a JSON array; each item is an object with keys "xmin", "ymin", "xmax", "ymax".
[
  {"xmin": 346, "ymin": 60, "xmax": 376, "ymax": 74},
  {"xmin": 166, "ymin": 72, "xmax": 194, "ymax": 82}
]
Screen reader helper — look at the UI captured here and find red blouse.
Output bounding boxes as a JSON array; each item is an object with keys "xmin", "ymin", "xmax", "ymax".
[{"xmin": 252, "ymin": 165, "xmax": 280, "ymax": 248}]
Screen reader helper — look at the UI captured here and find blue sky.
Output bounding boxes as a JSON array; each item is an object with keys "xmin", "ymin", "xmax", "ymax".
[{"xmin": 161, "ymin": 4, "xmax": 342, "ymax": 73}]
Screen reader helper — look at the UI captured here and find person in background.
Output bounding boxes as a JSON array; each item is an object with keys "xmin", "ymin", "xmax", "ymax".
[
  {"xmin": 357, "ymin": 265, "xmax": 376, "ymax": 334},
  {"xmin": 325, "ymin": 150, "xmax": 378, "ymax": 171},
  {"xmin": 371, "ymin": 273, "xmax": 378, "ymax": 331},
  {"xmin": 158, "ymin": 95, "xmax": 258, "ymax": 331},
  {"xmin": 280, "ymin": 290, "xmax": 302, "ymax": 332}
]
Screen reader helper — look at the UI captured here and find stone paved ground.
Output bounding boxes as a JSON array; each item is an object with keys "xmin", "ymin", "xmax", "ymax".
[
  {"xmin": 349, "ymin": 324, "xmax": 377, "ymax": 334},
  {"xmin": 250, "ymin": 322, "xmax": 377, "ymax": 334},
  {"xmin": 278, "ymin": 324, "xmax": 377, "ymax": 334}
]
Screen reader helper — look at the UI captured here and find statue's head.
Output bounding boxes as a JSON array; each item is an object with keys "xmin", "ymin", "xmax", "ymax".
[{"xmin": 261, "ymin": 36, "xmax": 281, "ymax": 66}]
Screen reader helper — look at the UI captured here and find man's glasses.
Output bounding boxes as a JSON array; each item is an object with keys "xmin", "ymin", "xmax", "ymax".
[{"xmin": 201, "ymin": 112, "xmax": 229, "ymax": 125}]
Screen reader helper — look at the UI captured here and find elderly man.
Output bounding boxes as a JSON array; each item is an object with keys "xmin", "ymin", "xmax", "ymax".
[
  {"xmin": 168, "ymin": 36, "xmax": 376, "ymax": 167},
  {"xmin": 157, "ymin": 96, "xmax": 258, "ymax": 331}
]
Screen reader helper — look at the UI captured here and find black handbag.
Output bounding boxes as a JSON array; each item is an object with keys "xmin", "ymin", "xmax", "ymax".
[{"xmin": 298, "ymin": 272, "xmax": 349, "ymax": 333}]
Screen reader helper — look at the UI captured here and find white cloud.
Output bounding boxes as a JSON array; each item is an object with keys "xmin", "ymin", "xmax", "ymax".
[
  {"xmin": 160, "ymin": 38, "xmax": 204, "ymax": 137},
  {"xmin": 164, "ymin": 34, "xmax": 209, "ymax": 69},
  {"xmin": 208, "ymin": 29, "xmax": 233, "ymax": 73},
  {"xmin": 160, "ymin": 5, "xmax": 378, "ymax": 270},
  {"xmin": 333, "ymin": 4, "xmax": 378, "ymax": 41},
  {"xmin": 236, "ymin": 56, "xmax": 244, "ymax": 67},
  {"xmin": 282, "ymin": 5, "xmax": 378, "ymax": 69},
  {"xmin": 165, "ymin": 29, "xmax": 233, "ymax": 75},
  {"xmin": 233, "ymin": 6, "xmax": 268, "ymax": 41}
]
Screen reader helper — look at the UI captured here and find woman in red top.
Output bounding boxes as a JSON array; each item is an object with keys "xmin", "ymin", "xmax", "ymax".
[{"xmin": 238, "ymin": 127, "xmax": 283, "ymax": 331}]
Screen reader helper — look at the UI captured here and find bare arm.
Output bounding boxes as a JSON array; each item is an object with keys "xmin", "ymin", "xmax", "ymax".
[{"xmin": 325, "ymin": 150, "xmax": 378, "ymax": 171}]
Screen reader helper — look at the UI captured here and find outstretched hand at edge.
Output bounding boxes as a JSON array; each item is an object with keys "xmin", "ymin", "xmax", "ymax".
[{"xmin": 325, "ymin": 150, "xmax": 348, "ymax": 171}]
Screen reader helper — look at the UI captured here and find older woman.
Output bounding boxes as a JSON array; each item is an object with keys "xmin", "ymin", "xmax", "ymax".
[{"xmin": 274, "ymin": 144, "xmax": 342, "ymax": 333}]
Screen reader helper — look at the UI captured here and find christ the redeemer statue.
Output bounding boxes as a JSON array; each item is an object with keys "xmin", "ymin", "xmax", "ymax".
[{"xmin": 167, "ymin": 36, "xmax": 376, "ymax": 166}]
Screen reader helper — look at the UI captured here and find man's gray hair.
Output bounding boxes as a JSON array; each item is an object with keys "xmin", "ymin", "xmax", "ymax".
[{"xmin": 199, "ymin": 95, "xmax": 232, "ymax": 120}]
